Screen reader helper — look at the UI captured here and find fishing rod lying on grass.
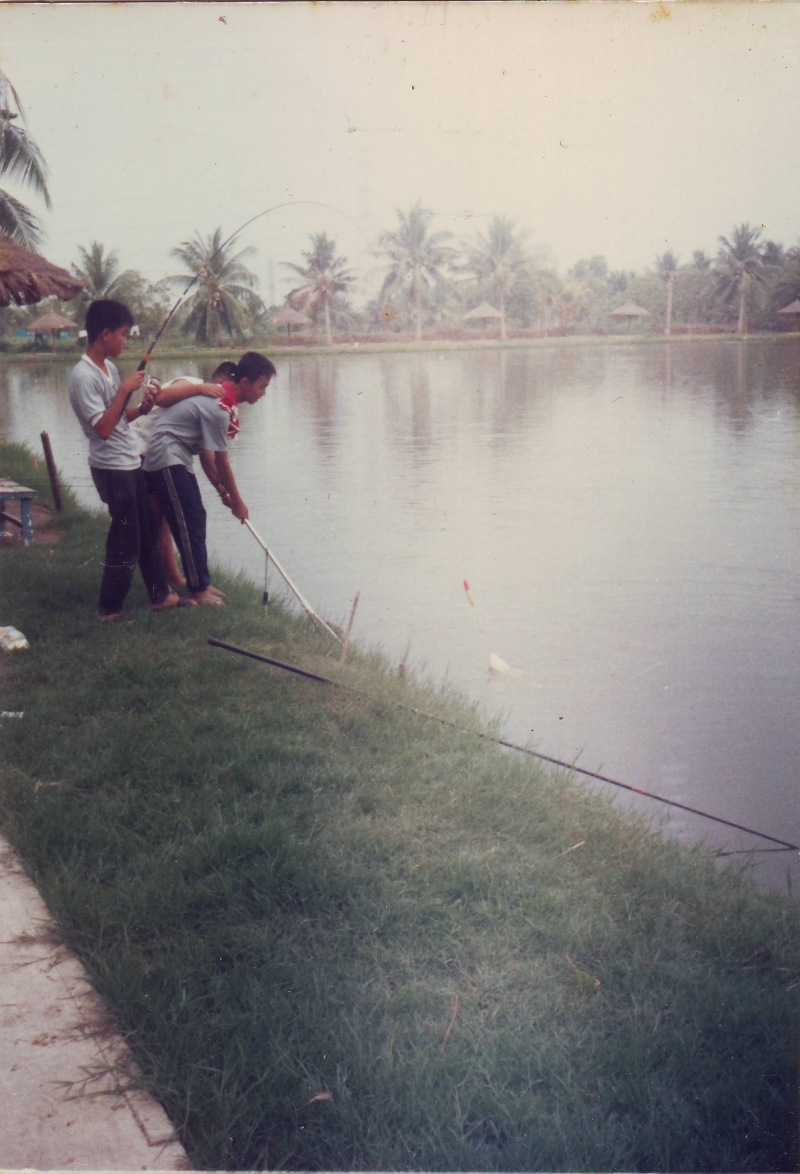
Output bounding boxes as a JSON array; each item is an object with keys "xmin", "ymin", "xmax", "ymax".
[
  {"xmin": 208, "ymin": 637, "xmax": 800, "ymax": 856},
  {"xmin": 244, "ymin": 519, "xmax": 342, "ymax": 644}
]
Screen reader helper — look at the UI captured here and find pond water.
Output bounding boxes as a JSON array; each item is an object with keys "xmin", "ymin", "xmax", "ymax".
[{"xmin": 2, "ymin": 340, "xmax": 798, "ymax": 895}]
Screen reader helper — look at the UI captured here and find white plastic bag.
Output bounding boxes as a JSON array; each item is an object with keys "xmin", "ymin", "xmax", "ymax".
[{"xmin": 0, "ymin": 626, "xmax": 29, "ymax": 651}]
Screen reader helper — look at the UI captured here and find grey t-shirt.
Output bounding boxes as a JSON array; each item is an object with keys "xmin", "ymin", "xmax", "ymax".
[
  {"xmin": 143, "ymin": 395, "xmax": 230, "ymax": 473},
  {"xmin": 68, "ymin": 354, "xmax": 141, "ymax": 471}
]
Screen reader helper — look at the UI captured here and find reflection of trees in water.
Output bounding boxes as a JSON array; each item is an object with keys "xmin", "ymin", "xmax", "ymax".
[
  {"xmin": 294, "ymin": 356, "xmax": 338, "ymax": 450},
  {"xmin": 272, "ymin": 341, "xmax": 800, "ymax": 467},
  {"xmin": 663, "ymin": 343, "xmax": 673, "ymax": 394},
  {"xmin": 380, "ymin": 354, "xmax": 432, "ymax": 453},
  {"xmin": 2, "ymin": 363, "xmax": 72, "ymax": 438},
  {"xmin": 713, "ymin": 340, "xmax": 799, "ymax": 434}
]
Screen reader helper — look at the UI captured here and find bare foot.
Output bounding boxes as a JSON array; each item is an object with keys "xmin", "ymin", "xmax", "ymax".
[
  {"xmin": 151, "ymin": 591, "xmax": 182, "ymax": 612},
  {"xmin": 191, "ymin": 588, "xmax": 225, "ymax": 607}
]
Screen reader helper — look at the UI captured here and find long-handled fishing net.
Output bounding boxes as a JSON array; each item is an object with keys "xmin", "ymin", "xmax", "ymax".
[{"xmin": 244, "ymin": 519, "xmax": 341, "ymax": 643}]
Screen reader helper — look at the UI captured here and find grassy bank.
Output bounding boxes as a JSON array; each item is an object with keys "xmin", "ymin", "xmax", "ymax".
[{"xmin": 1, "ymin": 442, "xmax": 798, "ymax": 1171}]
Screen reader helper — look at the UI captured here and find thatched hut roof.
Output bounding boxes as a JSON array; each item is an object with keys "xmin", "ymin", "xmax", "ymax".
[
  {"xmin": 610, "ymin": 301, "xmax": 649, "ymax": 317},
  {"xmin": 777, "ymin": 299, "xmax": 800, "ymax": 315},
  {"xmin": 27, "ymin": 310, "xmax": 78, "ymax": 333},
  {"xmin": 271, "ymin": 305, "xmax": 311, "ymax": 326},
  {"xmin": 463, "ymin": 301, "xmax": 503, "ymax": 321},
  {"xmin": 0, "ymin": 234, "xmax": 83, "ymax": 307}
]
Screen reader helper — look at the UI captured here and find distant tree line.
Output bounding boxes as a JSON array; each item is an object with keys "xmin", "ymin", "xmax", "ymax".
[{"xmin": 0, "ymin": 70, "xmax": 798, "ymax": 348}]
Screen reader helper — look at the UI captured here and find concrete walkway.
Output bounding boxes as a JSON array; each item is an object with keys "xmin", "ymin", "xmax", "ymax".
[{"xmin": 0, "ymin": 833, "xmax": 189, "ymax": 1171}]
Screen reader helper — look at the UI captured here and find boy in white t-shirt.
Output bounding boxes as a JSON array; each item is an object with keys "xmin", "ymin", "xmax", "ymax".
[{"xmin": 68, "ymin": 299, "xmax": 181, "ymax": 622}]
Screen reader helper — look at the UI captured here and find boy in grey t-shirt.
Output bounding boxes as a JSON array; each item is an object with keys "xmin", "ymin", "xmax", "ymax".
[
  {"xmin": 68, "ymin": 299, "xmax": 180, "ymax": 621},
  {"xmin": 143, "ymin": 351, "xmax": 275, "ymax": 607}
]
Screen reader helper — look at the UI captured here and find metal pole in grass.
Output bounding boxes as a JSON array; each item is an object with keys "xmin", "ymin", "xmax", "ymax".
[
  {"xmin": 339, "ymin": 591, "xmax": 360, "ymax": 664},
  {"xmin": 39, "ymin": 432, "xmax": 62, "ymax": 512},
  {"xmin": 243, "ymin": 518, "xmax": 342, "ymax": 643}
]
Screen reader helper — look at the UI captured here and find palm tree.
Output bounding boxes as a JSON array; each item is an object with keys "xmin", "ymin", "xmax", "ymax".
[
  {"xmin": 716, "ymin": 223, "xmax": 765, "ymax": 335},
  {"xmin": 0, "ymin": 71, "xmax": 50, "ymax": 249},
  {"xmin": 463, "ymin": 216, "xmax": 530, "ymax": 341},
  {"xmin": 772, "ymin": 244, "xmax": 800, "ymax": 315},
  {"xmin": 376, "ymin": 203, "xmax": 456, "ymax": 342},
  {"xmin": 70, "ymin": 242, "xmax": 139, "ymax": 314},
  {"xmin": 691, "ymin": 250, "xmax": 712, "ymax": 272},
  {"xmin": 570, "ymin": 256, "xmax": 609, "ymax": 283},
  {"xmin": 284, "ymin": 232, "xmax": 355, "ymax": 345},
  {"xmin": 553, "ymin": 280, "xmax": 592, "ymax": 336},
  {"xmin": 533, "ymin": 271, "xmax": 563, "ymax": 337},
  {"xmin": 608, "ymin": 270, "xmax": 633, "ymax": 296},
  {"xmin": 169, "ymin": 228, "xmax": 263, "ymax": 346},
  {"xmin": 656, "ymin": 250, "xmax": 680, "ymax": 336},
  {"xmin": 761, "ymin": 240, "xmax": 785, "ymax": 269}
]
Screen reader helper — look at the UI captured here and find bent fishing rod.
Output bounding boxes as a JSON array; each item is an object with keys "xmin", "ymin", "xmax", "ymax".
[
  {"xmin": 207, "ymin": 637, "xmax": 800, "ymax": 855},
  {"xmin": 136, "ymin": 199, "xmax": 369, "ymax": 373}
]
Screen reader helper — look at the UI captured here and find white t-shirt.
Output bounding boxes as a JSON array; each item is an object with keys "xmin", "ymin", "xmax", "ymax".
[
  {"xmin": 129, "ymin": 377, "xmax": 201, "ymax": 457},
  {"xmin": 68, "ymin": 354, "xmax": 140, "ymax": 471},
  {"xmin": 143, "ymin": 393, "xmax": 229, "ymax": 474}
]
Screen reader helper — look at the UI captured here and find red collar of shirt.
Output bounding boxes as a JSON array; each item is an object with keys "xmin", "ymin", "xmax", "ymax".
[{"xmin": 218, "ymin": 382, "xmax": 239, "ymax": 439}]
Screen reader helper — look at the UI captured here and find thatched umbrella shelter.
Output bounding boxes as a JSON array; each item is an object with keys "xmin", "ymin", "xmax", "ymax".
[
  {"xmin": 777, "ymin": 299, "xmax": 800, "ymax": 333},
  {"xmin": 0, "ymin": 234, "xmax": 83, "ymax": 307},
  {"xmin": 463, "ymin": 301, "xmax": 502, "ymax": 322},
  {"xmin": 27, "ymin": 310, "xmax": 78, "ymax": 340},
  {"xmin": 611, "ymin": 302, "xmax": 650, "ymax": 332},
  {"xmin": 611, "ymin": 301, "xmax": 649, "ymax": 319},
  {"xmin": 464, "ymin": 301, "xmax": 504, "ymax": 339},
  {"xmin": 271, "ymin": 305, "xmax": 311, "ymax": 342}
]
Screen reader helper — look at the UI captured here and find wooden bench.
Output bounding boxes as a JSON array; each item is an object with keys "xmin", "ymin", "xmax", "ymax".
[{"xmin": 0, "ymin": 479, "xmax": 37, "ymax": 545}]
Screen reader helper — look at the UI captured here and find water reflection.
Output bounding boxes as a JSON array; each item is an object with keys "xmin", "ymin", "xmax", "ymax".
[{"xmin": 2, "ymin": 340, "xmax": 798, "ymax": 894}]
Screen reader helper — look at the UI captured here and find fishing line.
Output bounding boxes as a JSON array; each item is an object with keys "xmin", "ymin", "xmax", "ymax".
[
  {"xmin": 137, "ymin": 199, "xmax": 370, "ymax": 371},
  {"xmin": 243, "ymin": 519, "xmax": 342, "ymax": 643},
  {"xmin": 207, "ymin": 638, "xmax": 799, "ymax": 855}
]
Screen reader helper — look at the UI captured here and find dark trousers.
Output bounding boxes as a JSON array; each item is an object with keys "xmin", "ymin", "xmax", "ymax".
[
  {"xmin": 145, "ymin": 465, "xmax": 210, "ymax": 593},
  {"xmin": 91, "ymin": 466, "xmax": 170, "ymax": 615}
]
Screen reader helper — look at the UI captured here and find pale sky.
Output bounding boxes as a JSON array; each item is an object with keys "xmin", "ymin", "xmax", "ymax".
[{"xmin": 1, "ymin": 1, "xmax": 798, "ymax": 301}]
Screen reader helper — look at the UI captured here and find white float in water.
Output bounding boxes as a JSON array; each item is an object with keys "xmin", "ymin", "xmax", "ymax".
[{"xmin": 488, "ymin": 652, "xmax": 523, "ymax": 678}]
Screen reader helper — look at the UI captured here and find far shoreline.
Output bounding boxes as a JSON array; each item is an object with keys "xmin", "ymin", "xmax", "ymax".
[{"xmin": 1, "ymin": 328, "xmax": 799, "ymax": 366}]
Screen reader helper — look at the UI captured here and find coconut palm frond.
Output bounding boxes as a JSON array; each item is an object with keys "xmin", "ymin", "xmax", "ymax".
[
  {"xmin": 0, "ymin": 120, "xmax": 50, "ymax": 207},
  {"xmin": 0, "ymin": 188, "xmax": 44, "ymax": 251},
  {"xmin": 169, "ymin": 227, "xmax": 262, "ymax": 344},
  {"xmin": 0, "ymin": 71, "xmax": 50, "ymax": 246},
  {"xmin": 282, "ymin": 232, "xmax": 355, "ymax": 343},
  {"xmin": 0, "ymin": 72, "xmax": 23, "ymax": 119}
]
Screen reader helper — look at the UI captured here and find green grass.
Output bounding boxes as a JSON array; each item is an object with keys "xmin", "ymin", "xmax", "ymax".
[{"xmin": 1, "ymin": 441, "xmax": 798, "ymax": 1171}]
